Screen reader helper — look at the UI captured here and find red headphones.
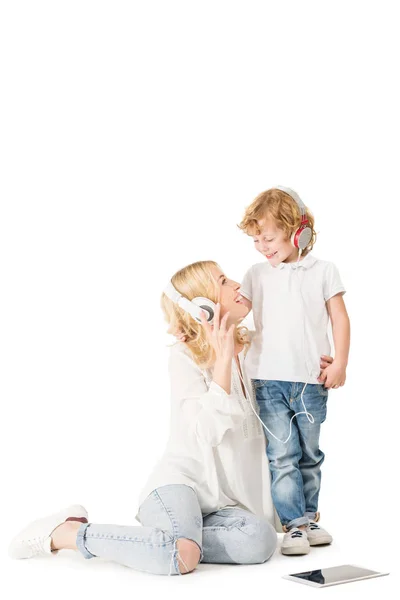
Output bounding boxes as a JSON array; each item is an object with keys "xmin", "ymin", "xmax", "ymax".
[{"xmin": 276, "ymin": 186, "xmax": 313, "ymax": 251}]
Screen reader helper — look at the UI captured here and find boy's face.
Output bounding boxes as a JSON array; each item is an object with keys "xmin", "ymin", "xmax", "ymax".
[{"xmin": 252, "ymin": 218, "xmax": 299, "ymax": 266}]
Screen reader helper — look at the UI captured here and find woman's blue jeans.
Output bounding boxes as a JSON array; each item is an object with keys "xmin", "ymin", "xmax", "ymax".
[{"xmin": 76, "ymin": 484, "xmax": 277, "ymax": 575}]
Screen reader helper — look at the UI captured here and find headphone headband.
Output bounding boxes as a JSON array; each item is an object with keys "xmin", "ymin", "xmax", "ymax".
[
  {"xmin": 164, "ymin": 281, "xmax": 184, "ymax": 305},
  {"xmin": 276, "ymin": 185, "xmax": 307, "ymax": 219},
  {"xmin": 275, "ymin": 185, "xmax": 312, "ymax": 250}
]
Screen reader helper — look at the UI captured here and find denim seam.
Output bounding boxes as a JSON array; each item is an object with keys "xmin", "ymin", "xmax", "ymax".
[
  {"xmin": 153, "ymin": 489, "xmax": 180, "ymax": 537},
  {"xmin": 153, "ymin": 488, "xmax": 203, "ymax": 573},
  {"xmin": 152, "ymin": 490, "xmax": 181, "ymax": 575},
  {"xmin": 84, "ymin": 533, "xmax": 175, "ymax": 548}
]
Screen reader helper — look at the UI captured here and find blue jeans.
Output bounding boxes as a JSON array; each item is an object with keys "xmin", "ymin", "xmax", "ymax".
[
  {"xmin": 76, "ymin": 484, "xmax": 277, "ymax": 575},
  {"xmin": 254, "ymin": 380, "xmax": 328, "ymax": 530}
]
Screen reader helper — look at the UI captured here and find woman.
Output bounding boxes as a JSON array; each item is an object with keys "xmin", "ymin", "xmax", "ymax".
[{"xmin": 9, "ymin": 261, "xmax": 332, "ymax": 575}]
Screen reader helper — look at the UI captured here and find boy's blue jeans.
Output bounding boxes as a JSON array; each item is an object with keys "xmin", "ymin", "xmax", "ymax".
[{"xmin": 253, "ymin": 380, "xmax": 328, "ymax": 531}]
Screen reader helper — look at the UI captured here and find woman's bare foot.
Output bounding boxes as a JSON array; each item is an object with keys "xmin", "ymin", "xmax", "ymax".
[{"xmin": 51, "ymin": 520, "xmax": 84, "ymax": 551}]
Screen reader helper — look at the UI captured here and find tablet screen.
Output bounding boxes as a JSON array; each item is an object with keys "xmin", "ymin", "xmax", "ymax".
[{"xmin": 289, "ymin": 565, "xmax": 384, "ymax": 586}]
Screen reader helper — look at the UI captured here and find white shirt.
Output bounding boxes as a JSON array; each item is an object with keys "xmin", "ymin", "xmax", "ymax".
[
  {"xmin": 137, "ymin": 342, "xmax": 279, "ymax": 529},
  {"xmin": 241, "ymin": 254, "xmax": 346, "ymax": 384}
]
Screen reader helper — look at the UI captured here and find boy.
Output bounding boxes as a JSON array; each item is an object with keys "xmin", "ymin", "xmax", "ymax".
[{"xmin": 238, "ymin": 186, "xmax": 350, "ymax": 555}]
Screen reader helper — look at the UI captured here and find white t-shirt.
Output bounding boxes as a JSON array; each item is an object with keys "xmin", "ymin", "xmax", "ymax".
[
  {"xmin": 137, "ymin": 342, "xmax": 280, "ymax": 530},
  {"xmin": 240, "ymin": 254, "xmax": 346, "ymax": 384}
]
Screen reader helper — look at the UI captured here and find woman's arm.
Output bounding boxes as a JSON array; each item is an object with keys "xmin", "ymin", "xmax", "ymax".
[
  {"xmin": 212, "ymin": 355, "xmax": 233, "ymax": 395},
  {"xmin": 169, "ymin": 304, "xmax": 242, "ymax": 446},
  {"xmin": 168, "ymin": 346, "xmax": 244, "ymax": 446},
  {"xmin": 171, "ymin": 306, "xmax": 237, "ymax": 392}
]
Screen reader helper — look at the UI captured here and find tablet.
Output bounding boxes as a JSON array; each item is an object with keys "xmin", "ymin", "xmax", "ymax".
[{"xmin": 283, "ymin": 564, "xmax": 389, "ymax": 588}]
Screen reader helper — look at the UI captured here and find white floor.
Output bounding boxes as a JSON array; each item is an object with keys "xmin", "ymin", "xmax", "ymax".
[{"xmin": 4, "ymin": 523, "xmax": 397, "ymax": 600}]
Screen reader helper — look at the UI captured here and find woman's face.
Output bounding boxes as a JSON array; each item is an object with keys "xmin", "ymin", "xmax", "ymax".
[{"xmin": 210, "ymin": 266, "xmax": 249, "ymax": 323}]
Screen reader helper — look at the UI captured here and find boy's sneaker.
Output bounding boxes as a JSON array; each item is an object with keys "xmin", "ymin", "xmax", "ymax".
[
  {"xmin": 9, "ymin": 505, "xmax": 88, "ymax": 559},
  {"xmin": 281, "ymin": 527, "xmax": 310, "ymax": 555},
  {"xmin": 306, "ymin": 521, "xmax": 333, "ymax": 546}
]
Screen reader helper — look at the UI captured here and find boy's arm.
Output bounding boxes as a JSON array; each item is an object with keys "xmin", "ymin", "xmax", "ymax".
[
  {"xmin": 327, "ymin": 294, "xmax": 350, "ymax": 367},
  {"xmin": 320, "ymin": 294, "xmax": 350, "ymax": 388}
]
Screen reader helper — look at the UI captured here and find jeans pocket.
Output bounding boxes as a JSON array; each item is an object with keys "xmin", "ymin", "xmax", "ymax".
[
  {"xmin": 252, "ymin": 379, "xmax": 269, "ymax": 389},
  {"xmin": 317, "ymin": 384, "xmax": 329, "ymax": 399}
]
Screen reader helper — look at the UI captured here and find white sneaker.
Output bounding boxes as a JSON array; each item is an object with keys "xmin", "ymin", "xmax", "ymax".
[
  {"xmin": 9, "ymin": 505, "xmax": 88, "ymax": 559},
  {"xmin": 306, "ymin": 521, "xmax": 333, "ymax": 546},
  {"xmin": 281, "ymin": 527, "xmax": 310, "ymax": 555}
]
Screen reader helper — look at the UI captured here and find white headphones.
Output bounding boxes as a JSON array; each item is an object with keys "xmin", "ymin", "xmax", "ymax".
[
  {"xmin": 163, "ymin": 281, "xmax": 216, "ymax": 324},
  {"xmin": 276, "ymin": 186, "xmax": 313, "ymax": 251}
]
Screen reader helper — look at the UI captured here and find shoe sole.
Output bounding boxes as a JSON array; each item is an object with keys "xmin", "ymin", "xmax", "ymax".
[
  {"xmin": 309, "ymin": 537, "xmax": 333, "ymax": 546},
  {"xmin": 281, "ymin": 546, "xmax": 310, "ymax": 555}
]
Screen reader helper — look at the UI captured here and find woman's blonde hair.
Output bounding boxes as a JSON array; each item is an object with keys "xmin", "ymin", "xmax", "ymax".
[
  {"xmin": 161, "ymin": 260, "xmax": 249, "ymax": 368},
  {"xmin": 238, "ymin": 188, "xmax": 317, "ymax": 255}
]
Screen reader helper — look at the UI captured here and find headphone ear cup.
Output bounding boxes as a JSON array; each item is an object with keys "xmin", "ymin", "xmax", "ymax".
[
  {"xmin": 291, "ymin": 226, "xmax": 312, "ymax": 250},
  {"xmin": 191, "ymin": 297, "xmax": 216, "ymax": 323}
]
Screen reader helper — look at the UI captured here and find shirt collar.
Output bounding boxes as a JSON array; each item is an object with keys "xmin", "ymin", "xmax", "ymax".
[{"xmin": 276, "ymin": 253, "xmax": 317, "ymax": 270}]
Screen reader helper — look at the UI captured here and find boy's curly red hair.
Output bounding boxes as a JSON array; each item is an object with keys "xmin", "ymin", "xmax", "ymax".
[{"xmin": 238, "ymin": 188, "xmax": 317, "ymax": 254}]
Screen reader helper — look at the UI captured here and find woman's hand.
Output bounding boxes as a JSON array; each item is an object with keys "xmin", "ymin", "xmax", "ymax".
[
  {"xmin": 200, "ymin": 303, "xmax": 235, "ymax": 395},
  {"xmin": 319, "ymin": 354, "xmax": 333, "ymax": 373},
  {"xmin": 200, "ymin": 303, "xmax": 235, "ymax": 364}
]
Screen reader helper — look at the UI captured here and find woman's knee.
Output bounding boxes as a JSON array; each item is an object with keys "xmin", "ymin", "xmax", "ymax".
[
  {"xmin": 176, "ymin": 538, "xmax": 201, "ymax": 574},
  {"xmin": 239, "ymin": 519, "xmax": 277, "ymax": 564}
]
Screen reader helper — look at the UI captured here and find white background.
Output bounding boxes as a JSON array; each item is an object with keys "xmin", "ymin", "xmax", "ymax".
[{"xmin": 1, "ymin": 1, "xmax": 398, "ymax": 598}]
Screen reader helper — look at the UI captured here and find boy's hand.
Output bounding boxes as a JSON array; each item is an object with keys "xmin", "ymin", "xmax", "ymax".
[{"xmin": 318, "ymin": 360, "xmax": 346, "ymax": 389}]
